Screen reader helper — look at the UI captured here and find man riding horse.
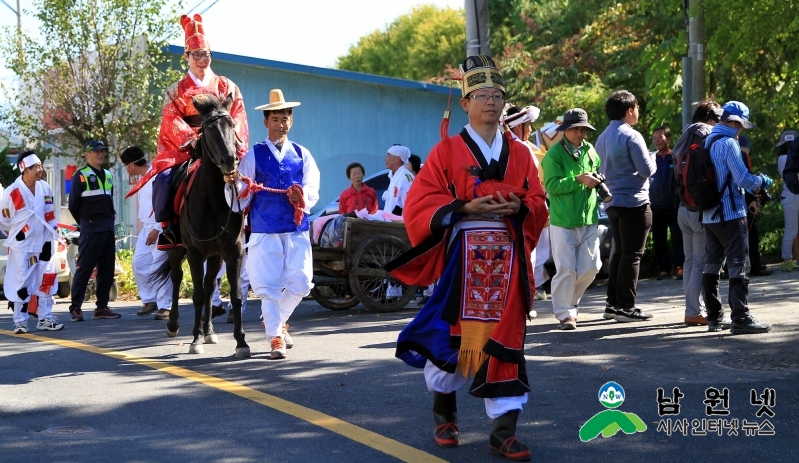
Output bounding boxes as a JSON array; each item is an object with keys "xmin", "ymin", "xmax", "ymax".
[{"xmin": 126, "ymin": 13, "xmax": 249, "ymax": 249}]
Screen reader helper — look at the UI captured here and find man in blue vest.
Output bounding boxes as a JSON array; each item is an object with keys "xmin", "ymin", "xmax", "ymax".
[
  {"xmin": 228, "ymin": 89, "xmax": 320, "ymax": 359},
  {"xmin": 67, "ymin": 140, "xmax": 121, "ymax": 321}
]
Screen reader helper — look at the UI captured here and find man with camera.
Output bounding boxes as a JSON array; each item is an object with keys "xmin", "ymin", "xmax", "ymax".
[
  {"xmin": 701, "ymin": 101, "xmax": 772, "ymax": 334},
  {"xmin": 542, "ymin": 108, "xmax": 604, "ymax": 330}
]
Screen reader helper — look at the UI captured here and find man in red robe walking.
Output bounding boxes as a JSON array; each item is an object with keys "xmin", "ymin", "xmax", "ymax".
[
  {"xmin": 387, "ymin": 55, "xmax": 548, "ymax": 461},
  {"xmin": 126, "ymin": 13, "xmax": 249, "ymax": 248}
]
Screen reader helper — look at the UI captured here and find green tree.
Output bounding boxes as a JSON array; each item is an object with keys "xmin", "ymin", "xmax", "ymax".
[
  {"xmin": 336, "ymin": 5, "xmax": 465, "ymax": 81},
  {"xmin": 0, "ymin": 145, "xmax": 18, "ymax": 187},
  {"xmin": 0, "ymin": 0, "xmax": 183, "ymax": 159}
]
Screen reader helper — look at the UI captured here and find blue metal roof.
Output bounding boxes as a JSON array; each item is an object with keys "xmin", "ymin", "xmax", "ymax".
[{"xmin": 166, "ymin": 45, "xmax": 455, "ymax": 96}]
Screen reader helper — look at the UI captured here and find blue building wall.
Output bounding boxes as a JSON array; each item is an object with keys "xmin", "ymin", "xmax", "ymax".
[{"xmin": 166, "ymin": 46, "xmax": 468, "ymax": 211}]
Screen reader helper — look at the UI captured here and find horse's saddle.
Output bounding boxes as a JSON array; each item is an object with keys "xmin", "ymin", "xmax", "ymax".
[{"xmin": 153, "ymin": 160, "xmax": 203, "ymax": 224}]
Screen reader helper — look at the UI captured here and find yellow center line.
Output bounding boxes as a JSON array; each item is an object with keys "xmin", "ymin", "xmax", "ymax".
[{"xmin": 0, "ymin": 329, "xmax": 446, "ymax": 463}]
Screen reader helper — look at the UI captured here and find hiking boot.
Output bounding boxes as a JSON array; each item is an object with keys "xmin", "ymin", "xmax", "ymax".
[
  {"xmin": 93, "ymin": 307, "xmax": 121, "ymax": 319},
  {"xmin": 154, "ymin": 309, "xmax": 170, "ymax": 320},
  {"xmin": 70, "ymin": 308, "xmax": 84, "ymax": 322},
  {"xmin": 750, "ymin": 267, "xmax": 773, "ymax": 277},
  {"xmin": 137, "ymin": 302, "xmax": 158, "ymax": 316},
  {"xmin": 558, "ymin": 317, "xmax": 577, "ymax": 330},
  {"xmin": 657, "ymin": 271, "xmax": 673, "ymax": 280},
  {"xmin": 283, "ymin": 324, "xmax": 294, "ymax": 349},
  {"xmin": 675, "ymin": 266, "xmax": 684, "ymax": 280},
  {"xmin": 708, "ymin": 318, "xmax": 732, "ymax": 332},
  {"xmin": 603, "ymin": 303, "xmax": 617, "ymax": 320},
  {"xmin": 13, "ymin": 321, "xmax": 28, "ymax": 334},
  {"xmin": 37, "ymin": 317, "xmax": 64, "ymax": 331},
  {"xmin": 730, "ymin": 315, "xmax": 771, "ymax": 335},
  {"xmin": 781, "ymin": 259, "xmax": 798, "ymax": 272},
  {"xmin": 489, "ymin": 410, "xmax": 531, "ymax": 461},
  {"xmin": 270, "ymin": 336, "xmax": 287, "ymax": 359},
  {"xmin": 432, "ymin": 391, "xmax": 459, "ymax": 447},
  {"xmin": 615, "ymin": 307, "xmax": 653, "ymax": 322}
]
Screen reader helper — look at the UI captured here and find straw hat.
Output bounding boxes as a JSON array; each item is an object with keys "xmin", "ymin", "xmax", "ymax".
[{"xmin": 255, "ymin": 89, "xmax": 301, "ymax": 111}]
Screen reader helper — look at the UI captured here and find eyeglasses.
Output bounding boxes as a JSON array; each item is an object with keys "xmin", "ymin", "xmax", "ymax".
[
  {"xmin": 470, "ymin": 93, "xmax": 505, "ymax": 103},
  {"xmin": 189, "ymin": 52, "xmax": 212, "ymax": 60}
]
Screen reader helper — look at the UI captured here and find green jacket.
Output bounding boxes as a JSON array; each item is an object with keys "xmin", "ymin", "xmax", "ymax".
[{"xmin": 542, "ymin": 139, "xmax": 601, "ymax": 229}]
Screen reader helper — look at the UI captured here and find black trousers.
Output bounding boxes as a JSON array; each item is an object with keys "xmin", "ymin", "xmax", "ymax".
[
  {"xmin": 70, "ymin": 230, "xmax": 116, "ymax": 310},
  {"xmin": 651, "ymin": 207, "xmax": 684, "ymax": 272},
  {"xmin": 606, "ymin": 204, "xmax": 652, "ymax": 309},
  {"xmin": 703, "ymin": 218, "xmax": 751, "ymax": 320}
]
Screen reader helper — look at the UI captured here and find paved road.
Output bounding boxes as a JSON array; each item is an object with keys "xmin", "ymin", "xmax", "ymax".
[{"xmin": 1, "ymin": 266, "xmax": 797, "ymax": 462}]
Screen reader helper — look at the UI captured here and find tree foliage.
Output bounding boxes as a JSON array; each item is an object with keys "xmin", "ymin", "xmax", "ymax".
[
  {"xmin": 0, "ymin": 0, "xmax": 183, "ymax": 159},
  {"xmin": 0, "ymin": 146, "xmax": 18, "ymax": 187},
  {"xmin": 336, "ymin": 5, "xmax": 465, "ymax": 82}
]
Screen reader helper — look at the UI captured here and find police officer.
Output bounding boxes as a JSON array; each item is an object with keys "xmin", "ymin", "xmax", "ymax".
[{"xmin": 67, "ymin": 140, "xmax": 121, "ymax": 321}]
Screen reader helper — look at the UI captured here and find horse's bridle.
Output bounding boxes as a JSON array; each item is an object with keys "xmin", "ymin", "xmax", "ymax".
[{"xmin": 185, "ymin": 110, "xmax": 243, "ymax": 243}]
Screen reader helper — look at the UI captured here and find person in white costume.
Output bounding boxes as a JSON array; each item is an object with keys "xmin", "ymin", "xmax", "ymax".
[
  {"xmin": 121, "ymin": 146, "xmax": 174, "ymax": 320},
  {"xmin": 501, "ymin": 104, "xmax": 549, "ymax": 310},
  {"xmin": 0, "ymin": 151, "xmax": 63, "ymax": 333},
  {"xmin": 382, "ymin": 145, "xmax": 415, "ymax": 216},
  {"xmin": 227, "ymin": 89, "xmax": 319, "ymax": 359}
]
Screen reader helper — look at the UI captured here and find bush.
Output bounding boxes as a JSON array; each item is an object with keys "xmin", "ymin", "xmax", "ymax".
[{"xmin": 115, "ymin": 250, "xmax": 233, "ymax": 301}]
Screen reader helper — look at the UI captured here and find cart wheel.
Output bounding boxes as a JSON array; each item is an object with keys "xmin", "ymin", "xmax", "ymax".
[
  {"xmin": 310, "ymin": 279, "xmax": 359, "ymax": 311},
  {"xmin": 349, "ymin": 234, "xmax": 418, "ymax": 313}
]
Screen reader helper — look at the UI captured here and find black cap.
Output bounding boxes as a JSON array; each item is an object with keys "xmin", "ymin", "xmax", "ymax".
[
  {"xmin": 120, "ymin": 146, "xmax": 147, "ymax": 166},
  {"xmin": 556, "ymin": 108, "xmax": 596, "ymax": 132},
  {"xmin": 84, "ymin": 140, "xmax": 107, "ymax": 152}
]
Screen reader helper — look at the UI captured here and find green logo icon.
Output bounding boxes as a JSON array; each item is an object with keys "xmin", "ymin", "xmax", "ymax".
[{"xmin": 579, "ymin": 381, "xmax": 647, "ymax": 442}]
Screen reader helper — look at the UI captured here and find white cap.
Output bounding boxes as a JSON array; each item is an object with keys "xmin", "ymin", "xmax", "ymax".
[{"xmin": 387, "ymin": 145, "xmax": 411, "ymax": 164}]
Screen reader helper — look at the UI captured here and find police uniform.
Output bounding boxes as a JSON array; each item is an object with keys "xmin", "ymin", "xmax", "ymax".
[{"xmin": 67, "ymin": 163, "xmax": 117, "ymax": 315}]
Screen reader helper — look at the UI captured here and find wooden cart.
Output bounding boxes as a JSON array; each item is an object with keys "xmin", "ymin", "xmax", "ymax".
[{"xmin": 311, "ymin": 218, "xmax": 419, "ymax": 312}]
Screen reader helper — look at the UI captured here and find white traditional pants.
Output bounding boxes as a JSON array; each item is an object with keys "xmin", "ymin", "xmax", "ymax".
[
  {"xmin": 8, "ymin": 249, "xmax": 57, "ymax": 323},
  {"xmin": 132, "ymin": 225, "xmax": 172, "ymax": 310},
  {"xmin": 207, "ymin": 259, "xmax": 251, "ymax": 311},
  {"xmin": 424, "ymin": 361, "xmax": 527, "ymax": 419},
  {"xmin": 550, "ymin": 224, "xmax": 601, "ymax": 321},
  {"xmin": 532, "ymin": 225, "xmax": 551, "ymax": 287},
  {"xmin": 247, "ymin": 231, "xmax": 313, "ymax": 338}
]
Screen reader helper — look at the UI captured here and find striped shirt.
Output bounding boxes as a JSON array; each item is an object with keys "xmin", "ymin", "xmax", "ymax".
[{"xmin": 701, "ymin": 124, "xmax": 764, "ymax": 224}]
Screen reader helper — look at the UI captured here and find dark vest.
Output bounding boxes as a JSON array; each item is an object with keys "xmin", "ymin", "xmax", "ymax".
[{"xmin": 250, "ymin": 142, "xmax": 309, "ymax": 234}]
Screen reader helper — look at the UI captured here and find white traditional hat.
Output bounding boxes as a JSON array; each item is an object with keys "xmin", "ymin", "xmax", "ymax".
[{"xmin": 255, "ymin": 89, "xmax": 301, "ymax": 111}]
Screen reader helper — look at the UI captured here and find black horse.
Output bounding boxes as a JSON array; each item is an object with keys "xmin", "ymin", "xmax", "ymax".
[{"xmin": 153, "ymin": 93, "xmax": 250, "ymax": 357}]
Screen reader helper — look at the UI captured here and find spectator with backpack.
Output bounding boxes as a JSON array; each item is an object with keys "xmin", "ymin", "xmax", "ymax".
[
  {"xmin": 673, "ymin": 99, "xmax": 723, "ymax": 326},
  {"xmin": 700, "ymin": 101, "xmax": 772, "ymax": 334}
]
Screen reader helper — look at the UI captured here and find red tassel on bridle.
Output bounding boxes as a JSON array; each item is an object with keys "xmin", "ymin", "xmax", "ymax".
[{"xmin": 238, "ymin": 176, "xmax": 306, "ymax": 226}]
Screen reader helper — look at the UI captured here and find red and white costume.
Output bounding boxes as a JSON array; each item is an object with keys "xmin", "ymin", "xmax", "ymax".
[{"xmin": 0, "ymin": 176, "xmax": 61, "ymax": 326}]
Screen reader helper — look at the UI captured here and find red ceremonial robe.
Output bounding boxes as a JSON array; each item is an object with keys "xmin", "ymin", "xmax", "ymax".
[
  {"xmin": 126, "ymin": 72, "xmax": 249, "ymax": 198},
  {"xmin": 388, "ymin": 128, "xmax": 548, "ymax": 398}
]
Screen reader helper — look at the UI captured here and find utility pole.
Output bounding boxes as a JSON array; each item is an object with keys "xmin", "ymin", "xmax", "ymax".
[
  {"xmin": 683, "ymin": 0, "xmax": 705, "ymax": 127},
  {"xmin": 465, "ymin": 0, "xmax": 489, "ymax": 57}
]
